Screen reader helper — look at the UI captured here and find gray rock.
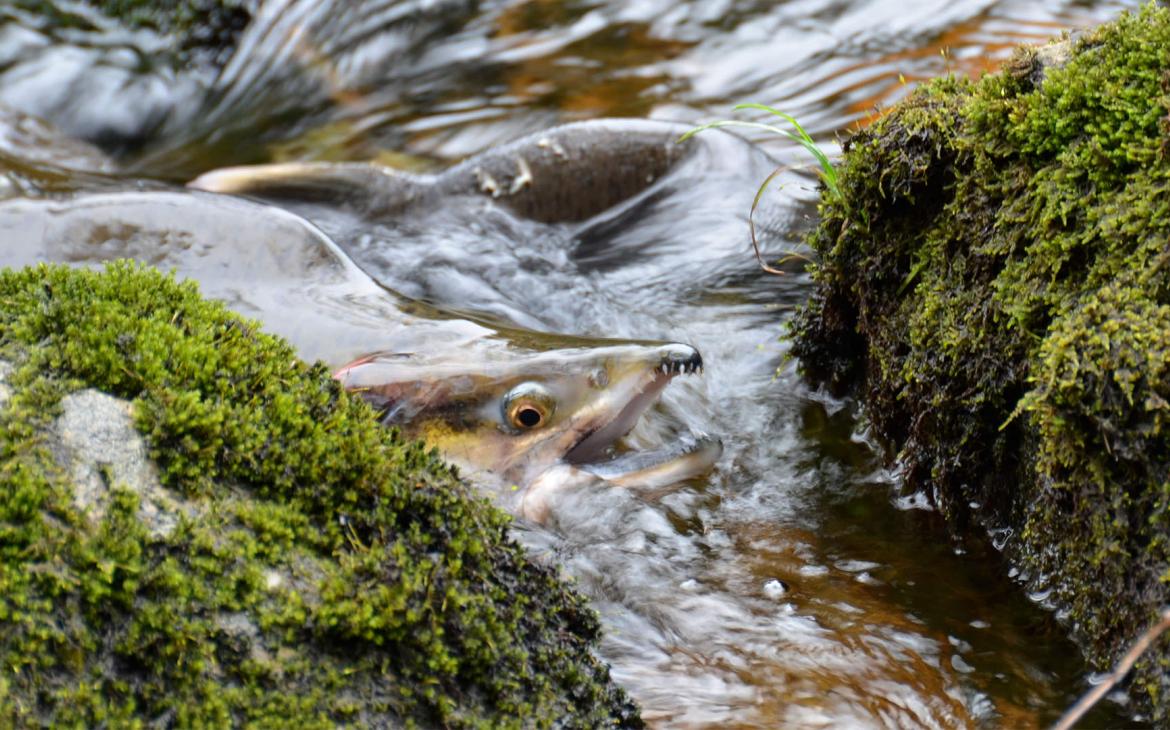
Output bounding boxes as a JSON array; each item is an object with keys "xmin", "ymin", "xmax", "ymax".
[
  {"xmin": 52, "ymin": 389, "xmax": 188, "ymax": 537},
  {"xmin": 1034, "ymin": 39, "xmax": 1074, "ymax": 72},
  {"xmin": 1009, "ymin": 37, "xmax": 1076, "ymax": 90},
  {"xmin": 0, "ymin": 359, "xmax": 11, "ymax": 409},
  {"xmin": 215, "ymin": 611, "xmax": 276, "ymax": 666}
]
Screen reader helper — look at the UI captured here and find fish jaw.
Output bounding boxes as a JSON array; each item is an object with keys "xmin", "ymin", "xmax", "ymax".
[
  {"xmin": 577, "ymin": 435, "xmax": 723, "ymax": 492},
  {"xmin": 519, "ymin": 436, "xmax": 723, "ymax": 523}
]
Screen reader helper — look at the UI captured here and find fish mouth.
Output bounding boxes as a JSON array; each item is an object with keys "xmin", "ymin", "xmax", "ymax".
[{"xmin": 564, "ymin": 345, "xmax": 720, "ymax": 485}]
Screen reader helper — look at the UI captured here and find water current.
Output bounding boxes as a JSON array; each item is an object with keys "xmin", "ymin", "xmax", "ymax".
[{"xmin": 0, "ymin": 0, "xmax": 1148, "ymax": 726}]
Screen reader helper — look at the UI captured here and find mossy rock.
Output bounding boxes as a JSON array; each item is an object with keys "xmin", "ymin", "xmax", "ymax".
[
  {"xmin": 792, "ymin": 3, "xmax": 1170, "ymax": 720},
  {"xmin": 0, "ymin": 261, "xmax": 640, "ymax": 728}
]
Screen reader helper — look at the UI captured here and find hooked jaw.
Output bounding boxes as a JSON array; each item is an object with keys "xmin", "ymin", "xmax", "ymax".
[{"xmin": 563, "ymin": 344, "xmax": 703, "ymax": 464}]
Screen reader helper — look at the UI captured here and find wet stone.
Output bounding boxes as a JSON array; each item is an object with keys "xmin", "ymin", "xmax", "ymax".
[{"xmin": 0, "ymin": 360, "xmax": 11, "ymax": 409}]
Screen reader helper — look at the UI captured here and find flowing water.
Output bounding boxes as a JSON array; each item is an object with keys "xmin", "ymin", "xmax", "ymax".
[{"xmin": 0, "ymin": 0, "xmax": 1148, "ymax": 726}]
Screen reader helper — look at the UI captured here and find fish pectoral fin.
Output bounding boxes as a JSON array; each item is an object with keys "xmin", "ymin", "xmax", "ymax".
[{"xmin": 188, "ymin": 161, "xmax": 424, "ymax": 216}]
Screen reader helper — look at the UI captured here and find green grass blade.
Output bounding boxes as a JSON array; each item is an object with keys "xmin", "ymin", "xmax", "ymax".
[
  {"xmin": 733, "ymin": 104, "xmax": 840, "ymax": 194},
  {"xmin": 684, "ymin": 112, "xmax": 841, "ymax": 201},
  {"xmin": 733, "ymin": 103, "xmax": 815, "ymax": 143},
  {"xmin": 679, "ymin": 119, "xmax": 804, "ymax": 145}
]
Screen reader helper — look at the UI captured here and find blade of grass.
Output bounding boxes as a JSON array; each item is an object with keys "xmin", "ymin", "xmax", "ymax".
[
  {"xmin": 733, "ymin": 103, "xmax": 840, "ymax": 199},
  {"xmin": 681, "ymin": 106, "xmax": 838, "ymax": 275},
  {"xmin": 1053, "ymin": 608, "xmax": 1170, "ymax": 730},
  {"xmin": 681, "ymin": 119, "xmax": 842, "ymax": 201},
  {"xmin": 749, "ymin": 165, "xmax": 789, "ymax": 275},
  {"xmin": 747, "ymin": 163, "xmax": 814, "ymax": 275}
]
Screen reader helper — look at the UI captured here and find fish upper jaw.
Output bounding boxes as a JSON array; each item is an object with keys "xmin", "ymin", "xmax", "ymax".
[{"xmin": 563, "ymin": 344, "xmax": 703, "ymax": 464}]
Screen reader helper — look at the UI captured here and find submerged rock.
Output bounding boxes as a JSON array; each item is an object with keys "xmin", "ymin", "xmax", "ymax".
[
  {"xmin": 0, "ymin": 1, "xmax": 480, "ymax": 171},
  {"xmin": 0, "ymin": 262, "xmax": 641, "ymax": 727},
  {"xmin": 792, "ymin": 4, "xmax": 1170, "ymax": 721}
]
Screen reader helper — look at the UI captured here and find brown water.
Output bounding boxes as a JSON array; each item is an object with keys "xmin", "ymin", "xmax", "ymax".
[{"xmin": 0, "ymin": 0, "xmax": 1147, "ymax": 726}]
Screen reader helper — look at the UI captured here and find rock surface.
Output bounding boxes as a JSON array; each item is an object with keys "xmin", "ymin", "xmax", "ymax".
[{"xmin": 0, "ymin": 360, "xmax": 10, "ymax": 409}]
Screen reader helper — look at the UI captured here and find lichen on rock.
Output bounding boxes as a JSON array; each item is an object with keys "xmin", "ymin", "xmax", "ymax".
[
  {"xmin": 792, "ymin": 3, "xmax": 1170, "ymax": 720},
  {"xmin": 0, "ymin": 261, "xmax": 641, "ymax": 728}
]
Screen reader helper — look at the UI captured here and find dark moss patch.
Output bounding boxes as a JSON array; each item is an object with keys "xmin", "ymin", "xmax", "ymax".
[
  {"xmin": 792, "ymin": 3, "xmax": 1170, "ymax": 720},
  {"xmin": 90, "ymin": 0, "xmax": 250, "ymax": 52},
  {"xmin": 0, "ymin": 261, "xmax": 640, "ymax": 728},
  {"xmin": 13, "ymin": 0, "xmax": 251, "ymax": 62}
]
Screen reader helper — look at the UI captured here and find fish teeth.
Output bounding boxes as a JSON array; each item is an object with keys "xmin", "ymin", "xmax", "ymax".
[{"xmin": 657, "ymin": 358, "xmax": 705, "ymax": 377}]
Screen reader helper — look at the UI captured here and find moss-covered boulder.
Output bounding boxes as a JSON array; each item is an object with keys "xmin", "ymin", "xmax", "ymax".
[
  {"xmin": 0, "ymin": 261, "xmax": 640, "ymax": 727},
  {"xmin": 792, "ymin": 3, "xmax": 1170, "ymax": 720}
]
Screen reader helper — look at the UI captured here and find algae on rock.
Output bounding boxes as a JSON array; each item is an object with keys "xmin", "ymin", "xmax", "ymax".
[
  {"xmin": 792, "ymin": 3, "xmax": 1170, "ymax": 720},
  {"xmin": 0, "ymin": 261, "xmax": 641, "ymax": 728}
]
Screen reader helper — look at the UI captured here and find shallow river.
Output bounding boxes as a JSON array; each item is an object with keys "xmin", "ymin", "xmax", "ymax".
[{"xmin": 0, "ymin": 0, "xmax": 1146, "ymax": 726}]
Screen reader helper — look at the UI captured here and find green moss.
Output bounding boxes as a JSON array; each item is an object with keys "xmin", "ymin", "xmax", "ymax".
[
  {"xmin": 793, "ymin": 3, "xmax": 1170, "ymax": 719},
  {"xmin": 0, "ymin": 261, "xmax": 641, "ymax": 728}
]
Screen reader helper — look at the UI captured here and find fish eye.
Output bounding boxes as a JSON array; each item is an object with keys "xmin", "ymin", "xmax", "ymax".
[
  {"xmin": 502, "ymin": 382, "xmax": 555, "ymax": 431},
  {"xmin": 515, "ymin": 405, "xmax": 543, "ymax": 428}
]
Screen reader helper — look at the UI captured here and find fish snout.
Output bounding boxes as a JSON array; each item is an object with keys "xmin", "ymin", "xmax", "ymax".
[{"xmin": 655, "ymin": 343, "xmax": 703, "ymax": 376}]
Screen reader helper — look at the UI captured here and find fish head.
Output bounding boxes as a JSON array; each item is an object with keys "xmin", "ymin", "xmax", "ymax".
[{"xmin": 334, "ymin": 341, "xmax": 720, "ymax": 520}]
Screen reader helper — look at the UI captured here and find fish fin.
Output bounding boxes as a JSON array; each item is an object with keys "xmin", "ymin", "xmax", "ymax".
[{"xmin": 188, "ymin": 162, "xmax": 424, "ymax": 215}]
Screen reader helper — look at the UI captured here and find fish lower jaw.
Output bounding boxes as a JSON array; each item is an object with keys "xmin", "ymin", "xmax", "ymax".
[
  {"xmin": 516, "ymin": 436, "xmax": 722, "ymax": 523},
  {"xmin": 578, "ymin": 435, "xmax": 723, "ymax": 490}
]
